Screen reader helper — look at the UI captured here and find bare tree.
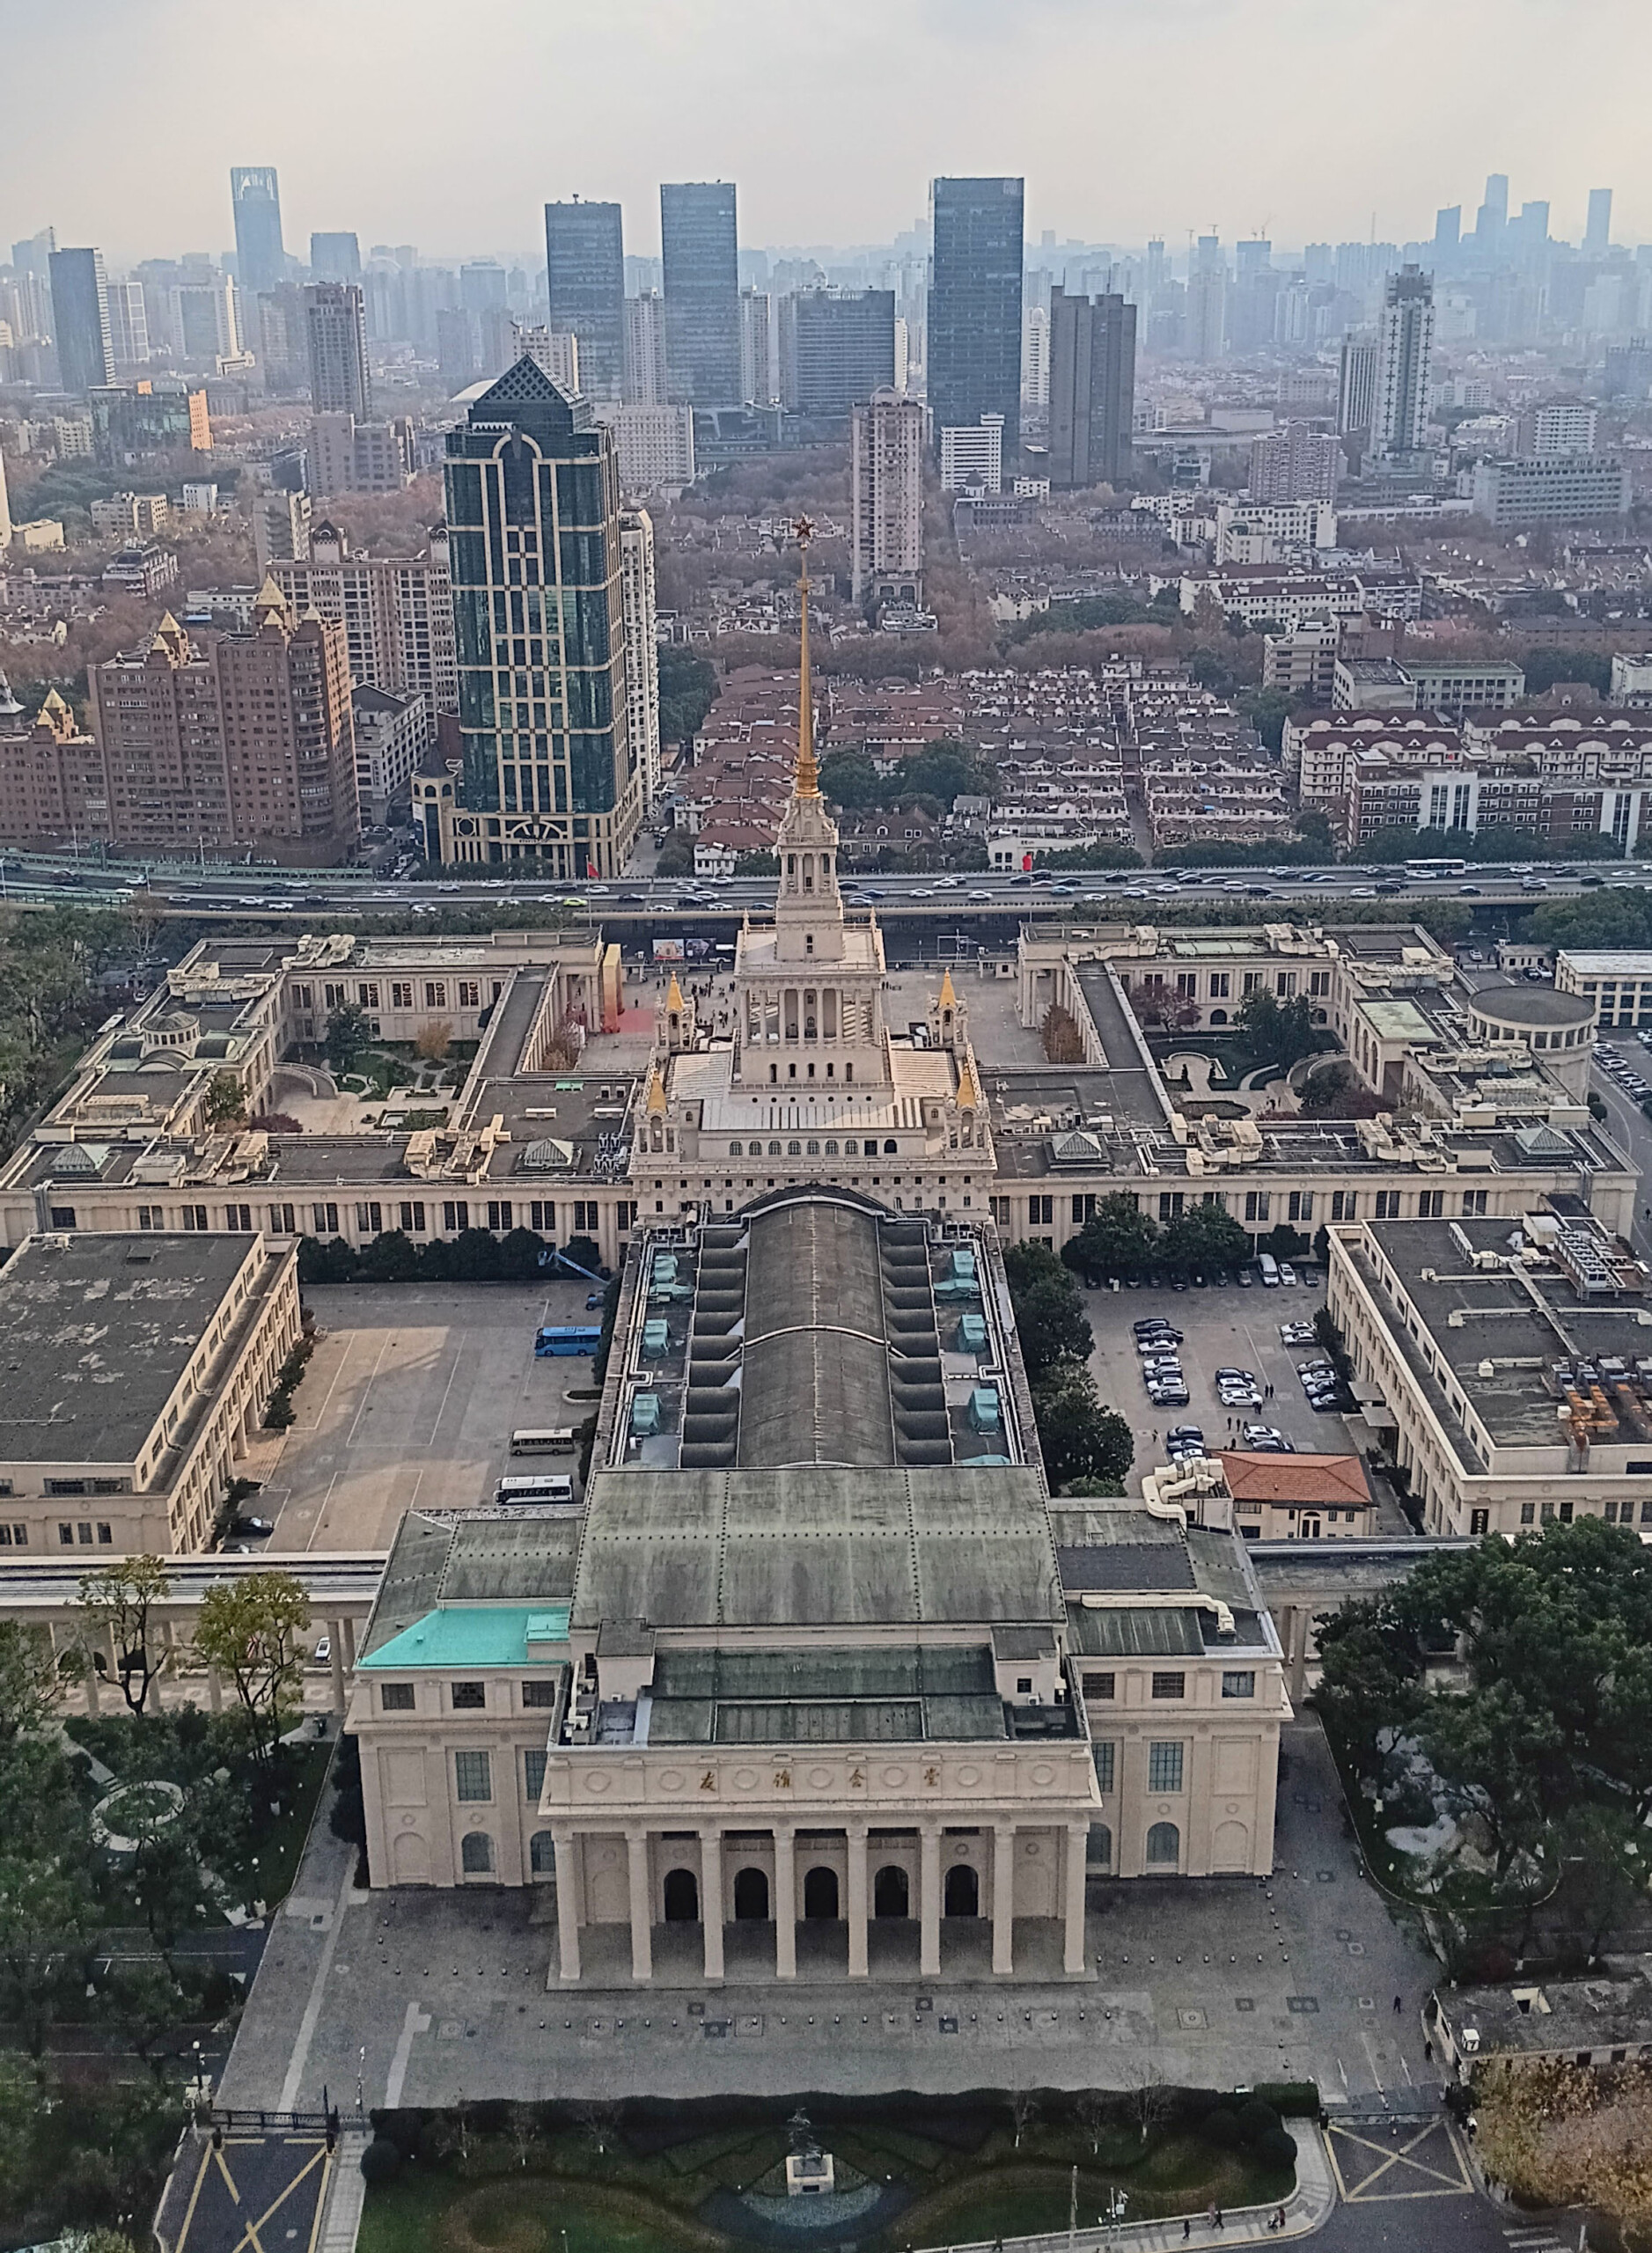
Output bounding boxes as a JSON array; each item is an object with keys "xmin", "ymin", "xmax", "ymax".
[
  {"xmin": 1127, "ymin": 2062, "xmax": 1175, "ymax": 2146},
  {"xmin": 1010, "ymin": 2086, "xmax": 1040, "ymax": 2151},
  {"xmin": 1076, "ymin": 2087, "xmax": 1111, "ymax": 2157},
  {"xmin": 77, "ymin": 1556, "xmax": 173, "ymax": 1718}
]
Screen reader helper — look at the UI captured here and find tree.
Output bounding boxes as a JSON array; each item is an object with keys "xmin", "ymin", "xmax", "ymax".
[
  {"xmin": 819, "ymin": 752, "xmax": 885, "ymax": 810},
  {"xmin": 414, "ymin": 1019, "xmax": 452, "ymax": 1061},
  {"xmin": 77, "ymin": 1557, "xmax": 172, "ymax": 1720},
  {"xmin": 324, "ymin": 1002, "xmax": 371, "ymax": 1076},
  {"xmin": 1295, "ymin": 807, "xmax": 1335, "ymax": 855},
  {"xmin": 1237, "ymin": 987, "xmax": 1317, "ymax": 1070},
  {"xmin": 1238, "ymin": 687, "xmax": 1294, "ymax": 753},
  {"xmin": 655, "ymin": 833, "xmax": 696, "ymax": 877},
  {"xmin": 657, "ymin": 648, "xmax": 717, "ymax": 745},
  {"xmin": 1003, "ymin": 1242, "xmax": 1093, "ymax": 1379},
  {"xmin": 194, "ymin": 1572, "xmax": 311, "ymax": 1769},
  {"xmin": 1031, "ymin": 1360, "xmax": 1124, "ymax": 1489},
  {"xmin": 1159, "ymin": 1202, "xmax": 1251, "ymax": 1278},
  {"xmin": 0, "ymin": 1624, "xmax": 61, "ymax": 1758},
  {"xmin": 203, "ymin": 1071, "xmax": 246, "ymax": 1129},
  {"xmin": 1063, "ymin": 1194, "xmax": 1159, "ymax": 1285},
  {"xmin": 1128, "ymin": 981, "xmax": 1198, "ymax": 1031}
]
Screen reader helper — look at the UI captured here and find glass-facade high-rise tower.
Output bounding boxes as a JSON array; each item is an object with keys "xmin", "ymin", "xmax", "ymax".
[
  {"xmin": 440, "ymin": 358, "xmax": 640, "ymax": 874},
  {"xmin": 660, "ymin": 182, "xmax": 740, "ymax": 405},
  {"xmin": 231, "ymin": 165, "xmax": 287, "ymax": 297},
  {"xmin": 928, "ymin": 177, "xmax": 1024, "ymax": 463},
  {"xmin": 545, "ymin": 201, "xmax": 625, "ymax": 399},
  {"xmin": 48, "ymin": 246, "xmax": 114, "ymax": 394}
]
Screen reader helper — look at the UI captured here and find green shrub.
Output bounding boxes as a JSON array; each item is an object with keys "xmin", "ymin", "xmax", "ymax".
[
  {"xmin": 359, "ymin": 2138, "xmax": 401, "ymax": 2183},
  {"xmin": 1251, "ymin": 2081, "xmax": 1319, "ymax": 2118}
]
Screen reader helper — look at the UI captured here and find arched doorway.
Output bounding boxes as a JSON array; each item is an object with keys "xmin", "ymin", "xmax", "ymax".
[
  {"xmin": 1146, "ymin": 1821, "xmax": 1181, "ymax": 1869},
  {"xmin": 803, "ymin": 1866, "xmax": 839, "ymax": 1919},
  {"xmin": 873, "ymin": 1864, "xmax": 909, "ymax": 1919},
  {"xmin": 663, "ymin": 1868, "xmax": 699, "ymax": 1922},
  {"xmin": 943, "ymin": 1864, "xmax": 979, "ymax": 1918},
  {"xmin": 733, "ymin": 1867, "xmax": 770, "ymax": 1920}
]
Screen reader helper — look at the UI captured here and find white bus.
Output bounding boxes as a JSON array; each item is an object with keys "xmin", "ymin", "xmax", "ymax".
[
  {"xmin": 510, "ymin": 1427, "xmax": 576, "ymax": 1456},
  {"xmin": 495, "ymin": 1474, "xmax": 576, "ymax": 1507}
]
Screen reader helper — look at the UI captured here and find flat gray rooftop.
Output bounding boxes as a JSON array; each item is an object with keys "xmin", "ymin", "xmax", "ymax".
[
  {"xmin": 572, "ymin": 1465, "xmax": 1065, "ymax": 1633},
  {"xmin": 1364, "ymin": 1215, "xmax": 1652, "ymax": 1453},
  {"xmin": 0, "ymin": 1231, "xmax": 257, "ymax": 1464}
]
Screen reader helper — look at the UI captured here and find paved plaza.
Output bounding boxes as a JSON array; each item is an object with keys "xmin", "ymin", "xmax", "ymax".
[{"xmin": 218, "ymin": 1719, "xmax": 1442, "ymax": 2113}]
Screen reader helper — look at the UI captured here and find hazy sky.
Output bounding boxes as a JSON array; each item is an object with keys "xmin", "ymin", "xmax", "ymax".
[{"xmin": 5, "ymin": 0, "xmax": 1648, "ymax": 268}]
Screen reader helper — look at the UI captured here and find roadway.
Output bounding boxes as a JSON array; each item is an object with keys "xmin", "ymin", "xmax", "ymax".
[{"xmin": 0, "ymin": 848, "xmax": 1641, "ymax": 925}]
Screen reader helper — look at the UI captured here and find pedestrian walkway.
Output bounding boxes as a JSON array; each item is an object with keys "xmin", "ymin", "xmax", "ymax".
[{"xmin": 915, "ymin": 2120, "xmax": 1337, "ymax": 2252}]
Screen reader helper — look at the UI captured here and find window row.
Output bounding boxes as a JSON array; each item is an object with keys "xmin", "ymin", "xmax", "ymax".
[{"xmin": 726, "ymin": 1138, "xmax": 899, "ymax": 1158}]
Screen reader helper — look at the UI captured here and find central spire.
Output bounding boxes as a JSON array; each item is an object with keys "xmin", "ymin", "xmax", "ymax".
[{"xmin": 794, "ymin": 514, "xmax": 819, "ymax": 798}]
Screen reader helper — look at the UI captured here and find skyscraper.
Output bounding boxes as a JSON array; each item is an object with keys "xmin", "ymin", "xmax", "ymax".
[
  {"xmin": 1434, "ymin": 207, "xmax": 1461, "ymax": 255},
  {"xmin": 660, "ymin": 182, "xmax": 740, "ymax": 405},
  {"xmin": 777, "ymin": 289, "xmax": 895, "ymax": 415},
  {"xmin": 619, "ymin": 510, "xmax": 661, "ymax": 814},
  {"xmin": 441, "ymin": 359, "xmax": 640, "ymax": 873},
  {"xmin": 1586, "ymin": 188, "xmax": 1613, "ymax": 255},
  {"xmin": 1186, "ymin": 236, "xmax": 1227, "ymax": 362},
  {"xmin": 850, "ymin": 390, "xmax": 925, "ymax": 608},
  {"xmin": 48, "ymin": 248, "xmax": 114, "ymax": 394},
  {"xmin": 545, "ymin": 201, "xmax": 625, "ymax": 399},
  {"xmin": 624, "ymin": 292, "xmax": 668, "ymax": 404},
  {"xmin": 1371, "ymin": 265, "xmax": 1435, "ymax": 460},
  {"xmin": 1336, "ymin": 335, "xmax": 1378, "ymax": 441},
  {"xmin": 929, "ymin": 177, "xmax": 1024, "ymax": 461},
  {"xmin": 310, "ymin": 232, "xmax": 363, "ymax": 283},
  {"xmin": 106, "ymin": 281, "xmax": 150, "ymax": 371},
  {"xmin": 230, "ymin": 166, "xmax": 286, "ymax": 297},
  {"xmin": 1046, "ymin": 288, "xmax": 1136, "ymax": 489},
  {"xmin": 1474, "ymin": 173, "xmax": 1509, "ymax": 253},
  {"xmin": 305, "ymin": 283, "xmax": 371, "ymax": 417},
  {"xmin": 739, "ymin": 289, "xmax": 775, "ymax": 405}
]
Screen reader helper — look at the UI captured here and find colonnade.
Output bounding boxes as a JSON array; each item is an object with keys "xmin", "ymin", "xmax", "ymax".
[{"xmin": 549, "ymin": 1816, "xmax": 1091, "ymax": 1985}]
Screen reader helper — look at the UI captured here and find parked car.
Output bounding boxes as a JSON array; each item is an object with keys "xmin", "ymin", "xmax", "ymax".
[{"xmin": 228, "ymin": 1515, "xmax": 274, "ymax": 1537}]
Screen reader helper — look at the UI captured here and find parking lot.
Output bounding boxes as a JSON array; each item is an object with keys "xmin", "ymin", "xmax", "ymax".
[
  {"xmin": 1086, "ymin": 1271, "xmax": 1377, "ymax": 1483},
  {"xmin": 247, "ymin": 1279, "xmax": 601, "ymax": 1552}
]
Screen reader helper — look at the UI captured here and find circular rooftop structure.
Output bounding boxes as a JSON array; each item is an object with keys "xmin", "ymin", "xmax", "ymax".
[{"xmin": 1466, "ymin": 982, "xmax": 1594, "ymax": 1040}]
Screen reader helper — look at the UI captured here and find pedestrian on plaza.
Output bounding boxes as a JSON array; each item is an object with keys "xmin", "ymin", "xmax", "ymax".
[
  {"xmin": 1214, "ymin": 2208, "xmax": 1223, "ymax": 2231},
  {"xmin": 1393, "ymin": 1993, "xmax": 1403, "ymax": 2013},
  {"xmin": 1182, "ymin": 2222, "xmax": 1191, "ymax": 2243},
  {"xmin": 1424, "ymin": 2038, "xmax": 1434, "ymax": 2062}
]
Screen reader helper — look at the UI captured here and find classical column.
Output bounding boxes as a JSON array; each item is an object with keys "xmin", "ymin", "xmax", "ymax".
[
  {"xmin": 846, "ymin": 1822, "xmax": 870, "ymax": 1978},
  {"xmin": 626, "ymin": 1828, "xmax": 652, "ymax": 1983},
  {"xmin": 992, "ymin": 1821, "xmax": 1017, "ymax": 1976},
  {"xmin": 207, "ymin": 1663, "xmax": 223, "ymax": 1714},
  {"xmin": 1063, "ymin": 1821, "xmax": 1090, "ymax": 1976},
  {"xmin": 919, "ymin": 1823, "xmax": 943, "ymax": 1979},
  {"xmin": 552, "ymin": 1826, "xmax": 581, "ymax": 1982},
  {"xmin": 341, "ymin": 1616, "xmax": 357, "ymax": 1669},
  {"xmin": 700, "ymin": 1827, "xmax": 724, "ymax": 1983},
  {"xmin": 328, "ymin": 1619, "xmax": 347, "ymax": 1713},
  {"xmin": 774, "ymin": 1825, "xmax": 797, "ymax": 1980}
]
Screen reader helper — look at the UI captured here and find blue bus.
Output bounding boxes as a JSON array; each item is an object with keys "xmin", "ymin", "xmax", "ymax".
[{"xmin": 534, "ymin": 1324, "xmax": 603, "ymax": 1358}]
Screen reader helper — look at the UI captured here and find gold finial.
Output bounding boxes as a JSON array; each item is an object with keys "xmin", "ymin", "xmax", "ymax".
[
  {"xmin": 793, "ymin": 515, "xmax": 819, "ymax": 797},
  {"xmin": 938, "ymin": 966, "xmax": 958, "ymax": 1009},
  {"xmin": 665, "ymin": 969, "xmax": 685, "ymax": 1012}
]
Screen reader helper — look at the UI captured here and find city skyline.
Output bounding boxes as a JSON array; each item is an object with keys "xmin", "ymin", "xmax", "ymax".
[{"xmin": 4, "ymin": 0, "xmax": 1649, "ymax": 264}]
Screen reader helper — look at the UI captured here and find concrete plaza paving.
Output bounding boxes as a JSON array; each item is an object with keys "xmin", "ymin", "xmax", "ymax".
[{"xmin": 219, "ymin": 1720, "xmax": 1443, "ymax": 2113}]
